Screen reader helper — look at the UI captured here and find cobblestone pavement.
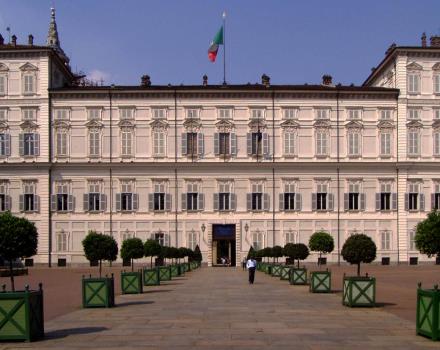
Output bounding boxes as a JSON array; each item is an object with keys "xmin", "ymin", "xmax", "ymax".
[{"xmin": 3, "ymin": 267, "xmax": 438, "ymax": 350}]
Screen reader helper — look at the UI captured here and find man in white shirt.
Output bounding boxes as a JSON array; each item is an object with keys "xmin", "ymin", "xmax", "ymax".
[{"xmin": 246, "ymin": 256, "xmax": 257, "ymax": 284}]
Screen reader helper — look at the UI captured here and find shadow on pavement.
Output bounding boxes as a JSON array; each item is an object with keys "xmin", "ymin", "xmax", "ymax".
[
  {"xmin": 45, "ymin": 327, "xmax": 108, "ymax": 340},
  {"xmin": 375, "ymin": 302, "xmax": 397, "ymax": 307},
  {"xmin": 117, "ymin": 300, "xmax": 154, "ymax": 307},
  {"xmin": 145, "ymin": 289, "xmax": 173, "ymax": 293}
]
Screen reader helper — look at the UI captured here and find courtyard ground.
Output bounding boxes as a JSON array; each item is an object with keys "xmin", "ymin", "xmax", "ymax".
[{"xmin": 0, "ymin": 264, "xmax": 439, "ymax": 349}]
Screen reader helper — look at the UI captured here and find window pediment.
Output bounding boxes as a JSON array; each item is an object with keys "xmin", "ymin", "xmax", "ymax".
[
  {"xmin": 215, "ymin": 119, "xmax": 235, "ymax": 132},
  {"xmin": 406, "ymin": 120, "xmax": 423, "ymax": 130},
  {"xmin": 0, "ymin": 64, "xmax": 9, "ymax": 72},
  {"xmin": 406, "ymin": 62, "xmax": 422, "ymax": 71},
  {"xmin": 280, "ymin": 119, "xmax": 300, "ymax": 132},
  {"xmin": 85, "ymin": 120, "xmax": 103, "ymax": 129},
  {"xmin": 118, "ymin": 120, "xmax": 135, "ymax": 128},
  {"xmin": 432, "ymin": 120, "xmax": 440, "ymax": 130},
  {"xmin": 248, "ymin": 119, "xmax": 266, "ymax": 132},
  {"xmin": 377, "ymin": 120, "xmax": 395, "ymax": 130},
  {"xmin": 433, "ymin": 62, "xmax": 440, "ymax": 71},
  {"xmin": 19, "ymin": 63, "xmax": 38, "ymax": 71},
  {"xmin": 313, "ymin": 120, "xmax": 331, "ymax": 129},
  {"xmin": 150, "ymin": 119, "xmax": 168, "ymax": 131},
  {"xmin": 183, "ymin": 118, "xmax": 202, "ymax": 131},
  {"xmin": 345, "ymin": 120, "xmax": 363, "ymax": 130},
  {"xmin": 0, "ymin": 121, "xmax": 8, "ymax": 131},
  {"xmin": 53, "ymin": 120, "xmax": 71, "ymax": 129},
  {"xmin": 19, "ymin": 120, "xmax": 38, "ymax": 131}
]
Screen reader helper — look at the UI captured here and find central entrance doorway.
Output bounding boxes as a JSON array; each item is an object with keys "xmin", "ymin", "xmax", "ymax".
[{"xmin": 212, "ymin": 224, "xmax": 236, "ymax": 267}]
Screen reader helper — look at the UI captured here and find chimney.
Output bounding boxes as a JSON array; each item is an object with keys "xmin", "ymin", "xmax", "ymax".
[
  {"xmin": 322, "ymin": 74, "xmax": 333, "ymax": 86},
  {"xmin": 385, "ymin": 43, "xmax": 396, "ymax": 55},
  {"xmin": 261, "ymin": 74, "xmax": 270, "ymax": 87},
  {"xmin": 11, "ymin": 35, "xmax": 16, "ymax": 46},
  {"xmin": 421, "ymin": 32, "xmax": 427, "ymax": 47},
  {"xmin": 28, "ymin": 34, "xmax": 33, "ymax": 46},
  {"xmin": 0, "ymin": 34, "xmax": 3, "ymax": 45},
  {"xmin": 140, "ymin": 75, "xmax": 151, "ymax": 87},
  {"xmin": 431, "ymin": 36, "xmax": 440, "ymax": 47},
  {"xmin": 202, "ymin": 74, "xmax": 208, "ymax": 86}
]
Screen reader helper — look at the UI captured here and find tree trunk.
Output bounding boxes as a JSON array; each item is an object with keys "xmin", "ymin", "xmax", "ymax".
[
  {"xmin": 9, "ymin": 260, "xmax": 14, "ymax": 292},
  {"xmin": 150, "ymin": 256, "xmax": 153, "ymax": 268},
  {"xmin": 131, "ymin": 259, "xmax": 134, "ymax": 272},
  {"xmin": 99, "ymin": 260, "xmax": 102, "ymax": 278},
  {"xmin": 297, "ymin": 259, "xmax": 299, "ymax": 268},
  {"xmin": 357, "ymin": 263, "xmax": 361, "ymax": 276},
  {"xmin": 319, "ymin": 252, "xmax": 322, "ymax": 269}
]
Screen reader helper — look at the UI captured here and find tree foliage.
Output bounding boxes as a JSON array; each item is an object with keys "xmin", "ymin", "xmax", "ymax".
[
  {"xmin": 144, "ymin": 239, "xmax": 162, "ymax": 267},
  {"xmin": 82, "ymin": 230, "xmax": 118, "ymax": 277},
  {"xmin": 193, "ymin": 245, "xmax": 203, "ymax": 263},
  {"xmin": 341, "ymin": 233, "xmax": 376, "ymax": 276},
  {"xmin": 309, "ymin": 231, "xmax": 334, "ymax": 266},
  {"xmin": 415, "ymin": 211, "xmax": 440, "ymax": 258},
  {"xmin": 120, "ymin": 237, "xmax": 144, "ymax": 271},
  {"xmin": 0, "ymin": 212, "xmax": 38, "ymax": 291},
  {"xmin": 283, "ymin": 243, "xmax": 309, "ymax": 268},
  {"xmin": 247, "ymin": 246, "xmax": 255, "ymax": 259},
  {"xmin": 272, "ymin": 245, "xmax": 283, "ymax": 262}
]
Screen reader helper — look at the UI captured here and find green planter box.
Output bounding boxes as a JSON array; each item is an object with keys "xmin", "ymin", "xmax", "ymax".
[
  {"xmin": 416, "ymin": 284, "xmax": 440, "ymax": 340},
  {"xmin": 343, "ymin": 276, "xmax": 376, "ymax": 307},
  {"xmin": 0, "ymin": 285, "xmax": 44, "ymax": 342},
  {"xmin": 82, "ymin": 276, "xmax": 115, "ymax": 308},
  {"xmin": 190, "ymin": 261, "xmax": 197, "ymax": 270},
  {"xmin": 121, "ymin": 271, "xmax": 143, "ymax": 294},
  {"xmin": 186, "ymin": 262, "xmax": 191, "ymax": 272},
  {"xmin": 159, "ymin": 266, "xmax": 172, "ymax": 281},
  {"xmin": 289, "ymin": 268, "xmax": 307, "ymax": 285},
  {"xmin": 280, "ymin": 266, "xmax": 291, "ymax": 281},
  {"xmin": 266, "ymin": 265, "xmax": 272, "ymax": 275},
  {"xmin": 310, "ymin": 271, "xmax": 331, "ymax": 293},
  {"xmin": 170, "ymin": 265, "xmax": 179, "ymax": 278},
  {"xmin": 271, "ymin": 265, "xmax": 281, "ymax": 277},
  {"xmin": 143, "ymin": 268, "xmax": 160, "ymax": 286}
]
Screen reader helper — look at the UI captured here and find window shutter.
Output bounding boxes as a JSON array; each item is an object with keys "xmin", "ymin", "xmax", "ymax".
[
  {"xmin": 360, "ymin": 193, "xmax": 366, "ymax": 211},
  {"xmin": 392, "ymin": 193, "xmax": 398, "ymax": 210},
  {"xmin": 33, "ymin": 195, "xmax": 39, "ymax": 212},
  {"xmin": 375, "ymin": 193, "xmax": 381, "ymax": 211},
  {"xmin": 404, "ymin": 193, "xmax": 409, "ymax": 211},
  {"xmin": 181, "ymin": 133, "xmax": 187, "ymax": 155},
  {"xmin": 279, "ymin": 193, "xmax": 284, "ymax": 211},
  {"xmin": 263, "ymin": 133, "xmax": 269, "ymax": 157},
  {"xmin": 4, "ymin": 195, "xmax": 11, "ymax": 211},
  {"xmin": 100, "ymin": 193, "xmax": 107, "ymax": 211},
  {"xmin": 312, "ymin": 193, "xmax": 317, "ymax": 211},
  {"xmin": 4, "ymin": 134, "xmax": 10, "ymax": 156},
  {"xmin": 230, "ymin": 193, "xmax": 236, "ymax": 210},
  {"xmin": 19, "ymin": 194, "xmax": 24, "ymax": 212},
  {"xmin": 148, "ymin": 193, "xmax": 154, "ymax": 211},
  {"xmin": 51, "ymin": 194, "xmax": 57, "ymax": 211},
  {"xmin": 214, "ymin": 133, "xmax": 220, "ymax": 155},
  {"xmin": 247, "ymin": 133, "xmax": 252, "ymax": 155},
  {"xmin": 164, "ymin": 234, "xmax": 170, "ymax": 247},
  {"xmin": 213, "ymin": 193, "xmax": 219, "ymax": 211},
  {"xmin": 116, "ymin": 193, "xmax": 121, "ymax": 211},
  {"xmin": 19, "ymin": 134, "xmax": 24, "ymax": 156},
  {"xmin": 33, "ymin": 133, "xmax": 40, "ymax": 156},
  {"xmin": 198, "ymin": 133, "xmax": 204, "ymax": 157},
  {"xmin": 295, "ymin": 193, "xmax": 302, "ymax": 211},
  {"xmin": 420, "ymin": 193, "xmax": 425, "ymax": 211},
  {"xmin": 67, "ymin": 194, "xmax": 74, "ymax": 211},
  {"xmin": 165, "ymin": 194, "xmax": 172, "ymax": 211},
  {"xmin": 344, "ymin": 193, "xmax": 349, "ymax": 211},
  {"xmin": 83, "ymin": 193, "xmax": 89, "ymax": 212},
  {"xmin": 181, "ymin": 193, "xmax": 186, "ymax": 211},
  {"xmin": 246, "ymin": 193, "xmax": 252, "ymax": 211},
  {"xmin": 132, "ymin": 193, "xmax": 139, "ymax": 211},
  {"xmin": 432, "ymin": 193, "xmax": 436, "ymax": 210},
  {"xmin": 230, "ymin": 133, "xmax": 237, "ymax": 156},
  {"xmin": 328, "ymin": 193, "xmax": 334, "ymax": 211},
  {"xmin": 263, "ymin": 193, "xmax": 270, "ymax": 211},
  {"xmin": 198, "ymin": 193, "xmax": 204, "ymax": 210}
]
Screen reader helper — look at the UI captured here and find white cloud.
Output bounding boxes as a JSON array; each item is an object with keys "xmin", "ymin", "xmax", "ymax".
[{"xmin": 87, "ymin": 69, "xmax": 110, "ymax": 84}]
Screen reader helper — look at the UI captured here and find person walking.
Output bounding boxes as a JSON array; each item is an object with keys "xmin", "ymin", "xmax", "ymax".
[{"xmin": 246, "ymin": 255, "xmax": 257, "ymax": 284}]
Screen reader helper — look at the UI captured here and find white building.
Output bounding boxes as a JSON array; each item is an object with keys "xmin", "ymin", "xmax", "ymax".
[{"xmin": 0, "ymin": 10, "xmax": 439, "ymax": 266}]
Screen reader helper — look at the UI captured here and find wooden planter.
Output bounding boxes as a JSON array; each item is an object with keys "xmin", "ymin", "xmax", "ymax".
[
  {"xmin": 265, "ymin": 264, "xmax": 272, "ymax": 275},
  {"xmin": 143, "ymin": 268, "xmax": 160, "ymax": 286},
  {"xmin": 343, "ymin": 275, "xmax": 376, "ymax": 307},
  {"xmin": 271, "ymin": 265, "xmax": 281, "ymax": 277},
  {"xmin": 82, "ymin": 275, "xmax": 115, "ymax": 308},
  {"xmin": 289, "ymin": 268, "xmax": 307, "ymax": 285},
  {"xmin": 279, "ymin": 266, "xmax": 291, "ymax": 281},
  {"xmin": 0, "ymin": 285, "xmax": 44, "ymax": 342},
  {"xmin": 121, "ymin": 271, "xmax": 143, "ymax": 294},
  {"xmin": 170, "ymin": 265, "xmax": 179, "ymax": 278},
  {"xmin": 158, "ymin": 266, "xmax": 172, "ymax": 281},
  {"xmin": 309, "ymin": 270, "xmax": 331, "ymax": 293},
  {"xmin": 416, "ymin": 283, "xmax": 440, "ymax": 340}
]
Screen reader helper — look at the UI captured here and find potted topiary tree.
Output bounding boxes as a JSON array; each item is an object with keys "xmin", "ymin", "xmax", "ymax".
[
  {"xmin": 0, "ymin": 212, "xmax": 43, "ymax": 342},
  {"xmin": 284, "ymin": 243, "xmax": 309, "ymax": 285},
  {"xmin": 341, "ymin": 233, "xmax": 377, "ymax": 307},
  {"xmin": 158, "ymin": 246, "xmax": 172, "ymax": 281},
  {"xmin": 270, "ymin": 245, "xmax": 284, "ymax": 278},
  {"xmin": 143, "ymin": 239, "xmax": 161, "ymax": 286},
  {"xmin": 308, "ymin": 231, "xmax": 334, "ymax": 293},
  {"xmin": 81, "ymin": 230, "xmax": 118, "ymax": 308},
  {"xmin": 263, "ymin": 247, "xmax": 274, "ymax": 275},
  {"xmin": 120, "ymin": 237, "xmax": 144, "ymax": 294},
  {"xmin": 414, "ymin": 211, "xmax": 440, "ymax": 263},
  {"xmin": 193, "ymin": 244, "xmax": 203, "ymax": 267}
]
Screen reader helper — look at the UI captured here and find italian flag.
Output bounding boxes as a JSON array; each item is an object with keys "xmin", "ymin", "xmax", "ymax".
[{"xmin": 208, "ymin": 26, "xmax": 223, "ymax": 62}]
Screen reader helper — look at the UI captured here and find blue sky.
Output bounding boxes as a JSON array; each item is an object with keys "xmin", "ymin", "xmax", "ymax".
[{"xmin": 0, "ymin": 0, "xmax": 439, "ymax": 86}]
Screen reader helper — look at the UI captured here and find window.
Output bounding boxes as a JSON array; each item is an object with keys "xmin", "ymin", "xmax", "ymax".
[
  {"xmin": 120, "ymin": 108, "xmax": 134, "ymax": 120},
  {"xmin": 347, "ymin": 132, "xmax": 361, "ymax": 156},
  {"xmin": 0, "ymin": 75, "xmax": 6, "ymax": 95},
  {"xmin": 0, "ymin": 181, "xmax": 9, "ymax": 212},
  {"xmin": 0, "ymin": 133, "xmax": 10, "ymax": 156},
  {"xmin": 153, "ymin": 182, "xmax": 166, "ymax": 211},
  {"xmin": 89, "ymin": 129, "xmax": 100, "ymax": 156},
  {"xmin": 409, "ymin": 230, "xmax": 416, "ymax": 251},
  {"xmin": 347, "ymin": 182, "xmax": 360, "ymax": 211},
  {"xmin": 380, "ymin": 132, "xmax": 392, "ymax": 156},
  {"xmin": 56, "ymin": 231, "xmax": 68, "ymax": 252},
  {"xmin": 435, "ymin": 132, "xmax": 440, "ymax": 156},
  {"xmin": 316, "ymin": 131, "xmax": 328, "ymax": 156},
  {"xmin": 285, "ymin": 231, "xmax": 296, "ymax": 244},
  {"xmin": 23, "ymin": 74, "xmax": 35, "ymax": 94},
  {"xmin": 433, "ymin": 182, "xmax": 440, "ymax": 210},
  {"xmin": 87, "ymin": 180, "xmax": 103, "ymax": 212},
  {"xmin": 220, "ymin": 133, "xmax": 230, "ymax": 155},
  {"xmin": 283, "ymin": 108, "xmax": 297, "ymax": 120},
  {"xmin": 121, "ymin": 230, "xmax": 134, "ymax": 242},
  {"xmin": 55, "ymin": 129, "xmax": 68, "ymax": 156},
  {"xmin": 251, "ymin": 182, "xmax": 263, "ymax": 211},
  {"xmin": 408, "ymin": 130, "xmax": 420, "ymax": 156},
  {"xmin": 20, "ymin": 133, "xmax": 39, "ymax": 156},
  {"xmin": 186, "ymin": 132, "xmax": 197, "ymax": 155},
  {"xmin": 408, "ymin": 73, "xmax": 420, "ymax": 94},
  {"xmin": 88, "ymin": 109, "xmax": 101, "ymax": 120},
  {"xmin": 381, "ymin": 231, "xmax": 391, "ymax": 250},
  {"xmin": 154, "ymin": 231, "xmax": 168, "ymax": 246},
  {"xmin": 218, "ymin": 182, "xmax": 231, "ymax": 211},
  {"xmin": 187, "ymin": 231, "xmax": 198, "ymax": 250},
  {"xmin": 0, "ymin": 109, "xmax": 7, "ymax": 121},
  {"xmin": 348, "ymin": 109, "xmax": 361, "ymax": 120},
  {"xmin": 316, "ymin": 109, "xmax": 329, "ymax": 119},
  {"xmin": 186, "ymin": 108, "xmax": 199, "ymax": 119},
  {"xmin": 252, "ymin": 231, "xmax": 264, "ymax": 250},
  {"xmin": 21, "ymin": 181, "xmax": 38, "ymax": 212},
  {"xmin": 186, "ymin": 182, "xmax": 199, "ymax": 211},
  {"xmin": 408, "ymin": 182, "xmax": 419, "ymax": 211},
  {"xmin": 55, "ymin": 109, "xmax": 69, "ymax": 120},
  {"xmin": 22, "ymin": 108, "xmax": 36, "ymax": 121},
  {"xmin": 55, "ymin": 181, "xmax": 70, "ymax": 212},
  {"xmin": 152, "ymin": 108, "xmax": 166, "ymax": 119},
  {"xmin": 434, "ymin": 109, "xmax": 440, "ymax": 120},
  {"xmin": 250, "ymin": 109, "xmax": 264, "ymax": 120},
  {"xmin": 251, "ymin": 132, "xmax": 262, "ymax": 156},
  {"xmin": 380, "ymin": 182, "xmax": 392, "ymax": 211},
  {"xmin": 118, "ymin": 180, "xmax": 135, "ymax": 211},
  {"xmin": 284, "ymin": 132, "xmax": 295, "ymax": 156},
  {"xmin": 379, "ymin": 109, "xmax": 392, "ymax": 120},
  {"xmin": 408, "ymin": 109, "xmax": 420, "ymax": 120},
  {"xmin": 316, "ymin": 182, "xmax": 328, "ymax": 211},
  {"xmin": 218, "ymin": 108, "xmax": 232, "ymax": 119},
  {"xmin": 121, "ymin": 130, "xmax": 133, "ymax": 156},
  {"xmin": 153, "ymin": 131, "xmax": 165, "ymax": 156},
  {"xmin": 283, "ymin": 182, "xmax": 296, "ymax": 211},
  {"xmin": 434, "ymin": 74, "xmax": 440, "ymax": 94}
]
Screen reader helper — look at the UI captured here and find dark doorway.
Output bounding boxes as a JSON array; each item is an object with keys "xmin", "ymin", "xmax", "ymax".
[{"xmin": 212, "ymin": 224, "xmax": 236, "ymax": 267}]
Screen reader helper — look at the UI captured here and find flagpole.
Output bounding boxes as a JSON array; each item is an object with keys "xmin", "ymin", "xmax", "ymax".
[{"xmin": 223, "ymin": 11, "xmax": 226, "ymax": 85}]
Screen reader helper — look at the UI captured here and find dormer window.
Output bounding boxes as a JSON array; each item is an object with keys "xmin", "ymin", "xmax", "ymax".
[
  {"xmin": 186, "ymin": 108, "xmax": 199, "ymax": 119},
  {"xmin": 379, "ymin": 109, "xmax": 393, "ymax": 120},
  {"xmin": 347, "ymin": 109, "xmax": 361, "ymax": 120},
  {"xmin": 120, "ymin": 108, "xmax": 134, "ymax": 120},
  {"xmin": 88, "ymin": 108, "xmax": 101, "ymax": 120},
  {"xmin": 316, "ymin": 108, "xmax": 330, "ymax": 120},
  {"xmin": 407, "ymin": 108, "xmax": 421, "ymax": 120},
  {"xmin": 283, "ymin": 108, "xmax": 297, "ymax": 120},
  {"xmin": 250, "ymin": 108, "xmax": 264, "ymax": 120},
  {"xmin": 152, "ymin": 108, "xmax": 166, "ymax": 119},
  {"xmin": 55, "ymin": 109, "xmax": 69, "ymax": 120},
  {"xmin": 218, "ymin": 108, "xmax": 232, "ymax": 120},
  {"xmin": 22, "ymin": 108, "xmax": 37, "ymax": 121}
]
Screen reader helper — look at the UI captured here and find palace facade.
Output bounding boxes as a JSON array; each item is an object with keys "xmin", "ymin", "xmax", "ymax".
[{"xmin": 0, "ymin": 10, "xmax": 439, "ymax": 266}]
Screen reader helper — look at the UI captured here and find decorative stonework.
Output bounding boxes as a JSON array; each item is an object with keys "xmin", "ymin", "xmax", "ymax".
[
  {"xmin": 0, "ymin": 63, "xmax": 9, "ymax": 72},
  {"xmin": 85, "ymin": 119, "xmax": 103, "ymax": 129},
  {"xmin": 150, "ymin": 119, "xmax": 168, "ymax": 132},
  {"xmin": 345, "ymin": 120, "xmax": 363, "ymax": 130},
  {"xmin": 280, "ymin": 119, "xmax": 300, "ymax": 132},
  {"xmin": 432, "ymin": 119, "xmax": 440, "ymax": 131},
  {"xmin": 248, "ymin": 119, "xmax": 266, "ymax": 132},
  {"xmin": 406, "ymin": 120, "xmax": 423, "ymax": 130},
  {"xmin": 19, "ymin": 62, "xmax": 38, "ymax": 72},
  {"xmin": 313, "ymin": 119, "xmax": 331, "ymax": 129},
  {"xmin": 0, "ymin": 121, "xmax": 8, "ymax": 131},
  {"xmin": 118, "ymin": 120, "xmax": 135, "ymax": 129},
  {"xmin": 183, "ymin": 118, "xmax": 202, "ymax": 131},
  {"xmin": 377, "ymin": 120, "xmax": 395, "ymax": 130},
  {"xmin": 19, "ymin": 120, "xmax": 38, "ymax": 131},
  {"xmin": 215, "ymin": 119, "xmax": 235, "ymax": 132},
  {"xmin": 53, "ymin": 120, "xmax": 70, "ymax": 129},
  {"xmin": 406, "ymin": 62, "xmax": 423, "ymax": 71},
  {"xmin": 432, "ymin": 62, "xmax": 440, "ymax": 71}
]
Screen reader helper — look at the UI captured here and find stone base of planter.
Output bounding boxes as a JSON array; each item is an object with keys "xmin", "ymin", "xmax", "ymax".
[
  {"xmin": 289, "ymin": 268, "xmax": 307, "ymax": 285},
  {"xmin": 82, "ymin": 275, "xmax": 115, "ymax": 308},
  {"xmin": 279, "ymin": 266, "xmax": 291, "ymax": 280},
  {"xmin": 0, "ymin": 285, "xmax": 44, "ymax": 342},
  {"xmin": 309, "ymin": 270, "xmax": 331, "ymax": 293},
  {"xmin": 159, "ymin": 266, "xmax": 172, "ymax": 281},
  {"xmin": 342, "ymin": 275, "xmax": 376, "ymax": 307},
  {"xmin": 143, "ymin": 268, "xmax": 160, "ymax": 286},
  {"xmin": 417, "ymin": 284, "xmax": 440, "ymax": 340},
  {"xmin": 121, "ymin": 271, "xmax": 143, "ymax": 294}
]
